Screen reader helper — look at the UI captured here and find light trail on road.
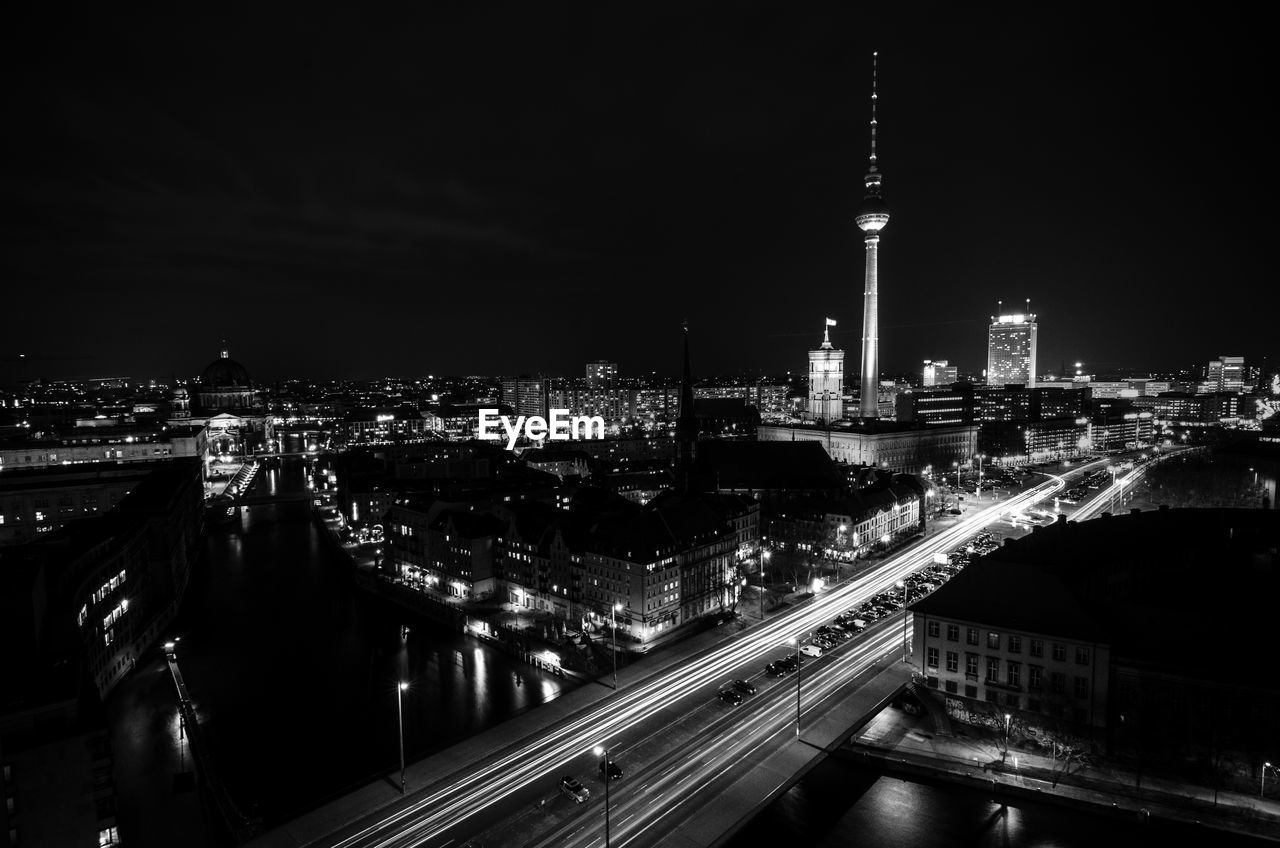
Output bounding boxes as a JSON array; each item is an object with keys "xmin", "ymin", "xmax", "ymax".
[{"xmin": 319, "ymin": 473, "xmax": 1068, "ymax": 848}]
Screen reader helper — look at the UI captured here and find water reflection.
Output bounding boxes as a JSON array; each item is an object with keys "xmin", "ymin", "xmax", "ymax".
[{"xmin": 109, "ymin": 459, "xmax": 570, "ymax": 843}]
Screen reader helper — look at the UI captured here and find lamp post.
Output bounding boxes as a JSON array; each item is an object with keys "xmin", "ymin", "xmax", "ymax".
[
  {"xmin": 1264, "ymin": 761, "xmax": 1273, "ymax": 798},
  {"xmin": 397, "ymin": 681, "xmax": 409, "ymax": 794},
  {"xmin": 610, "ymin": 603, "xmax": 622, "ymax": 690},
  {"xmin": 760, "ymin": 549, "xmax": 771, "ymax": 620},
  {"xmin": 1004, "ymin": 712, "xmax": 1011, "ymax": 755},
  {"xmin": 791, "ymin": 636, "xmax": 801, "ymax": 736},
  {"xmin": 895, "ymin": 580, "xmax": 909, "ymax": 662},
  {"xmin": 594, "ymin": 744, "xmax": 612, "ymax": 848}
]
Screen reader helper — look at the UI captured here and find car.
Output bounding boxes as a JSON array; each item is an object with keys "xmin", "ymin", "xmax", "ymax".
[
  {"xmin": 778, "ymin": 654, "xmax": 803, "ymax": 670},
  {"xmin": 813, "ymin": 637, "xmax": 835, "ymax": 651},
  {"xmin": 732, "ymin": 678, "xmax": 757, "ymax": 695},
  {"xmin": 560, "ymin": 776, "xmax": 590, "ymax": 804},
  {"xmin": 599, "ymin": 759, "xmax": 624, "ymax": 780},
  {"xmin": 719, "ymin": 688, "xmax": 745, "ymax": 706},
  {"xmin": 800, "ymin": 644, "xmax": 823, "ymax": 658},
  {"xmin": 765, "ymin": 661, "xmax": 789, "ymax": 677}
]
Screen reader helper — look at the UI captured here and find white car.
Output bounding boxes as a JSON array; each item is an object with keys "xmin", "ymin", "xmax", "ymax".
[
  {"xmin": 559, "ymin": 776, "xmax": 589, "ymax": 804},
  {"xmin": 800, "ymin": 644, "xmax": 823, "ymax": 658}
]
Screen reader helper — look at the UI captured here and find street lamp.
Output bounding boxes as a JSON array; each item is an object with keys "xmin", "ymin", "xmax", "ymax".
[
  {"xmin": 397, "ymin": 681, "xmax": 409, "ymax": 794},
  {"xmin": 895, "ymin": 580, "xmax": 909, "ymax": 662},
  {"xmin": 760, "ymin": 549, "xmax": 771, "ymax": 620},
  {"xmin": 610, "ymin": 603, "xmax": 622, "ymax": 690},
  {"xmin": 594, "ymin": 744, "xmax": 612, "ymax": 848},
  {"xmin": 791, "ymin": 636, "xmax": 801, "ymax": 736},
  {"xmin": 1264, "ymin": 761, "xmax": 1273, "ymax": 798},
  {"xmin": 1004, "ymin": 712, "xmax": 1011, "ymax": 754}
]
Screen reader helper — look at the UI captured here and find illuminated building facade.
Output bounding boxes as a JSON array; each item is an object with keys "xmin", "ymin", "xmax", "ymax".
[
  {"xmin": 986, "ymin": 311, "xmax": 1039, "ymax": 387},
  {"xmin": 501, "ymin": 376, "xmax": 551, "ymax": 419},
  {"xmin": 585, "ymin": 361, "xmax": 618, "ymax": 389},
  {"xmin": 922, "ymin": 359, "xmax": 958, "ymax": 387},
  {"xmin": 696, "ymin": 382, "xmax": 789, "ymax": 415},
  {"xmin": 1207, "ymin": 355, "xmax": 1245, "ymax": 393},
  {"xmin": 808, "ymin": 320, "xmax": 845, "ymax": 424},
  {"xmin": 758, "ymin": 421, "xmax": 978, "ymax": 476},
  {"xmin": 168, "ymin": 344, "xmax": 273, "ymax": 465},
  {"xmin": 978, "ymin": 417, "xmax": 1090, "ymax": 463}
]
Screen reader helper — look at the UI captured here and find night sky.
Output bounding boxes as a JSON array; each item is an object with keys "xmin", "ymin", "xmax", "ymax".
[{"xmin": 3, "ymin": 5, "xmax": 1275, "ymax": 383}]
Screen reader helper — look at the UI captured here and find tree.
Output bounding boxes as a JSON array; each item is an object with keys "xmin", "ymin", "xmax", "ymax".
[{"xmin": 716, "ymin": 565, "xmax": 744, "ymax": 616}]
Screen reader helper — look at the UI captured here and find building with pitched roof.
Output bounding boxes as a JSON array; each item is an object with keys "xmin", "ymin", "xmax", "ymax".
[{"xmin": 910, "ymin": 507, "xmax": 1280, "ymax": 782}]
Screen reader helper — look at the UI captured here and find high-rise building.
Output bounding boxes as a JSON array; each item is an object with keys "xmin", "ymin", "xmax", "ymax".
[
  {"xmin": 986, "ymin": 308, "xmax": 1039, "ymax": 387},
  {"xmin": 1207, "ymin": 355, "xmax": 1244, "ymax": 393},
  {"xmin": 808, "ymin": 318, "xmax": 844, "ymax": 423},
  {"xmin": 500, "ymin": 376, "xmax": 549, "ymax": 419},
  {"xmin": 922, "ymin": 359, "xmax": 958, "ymax": 387},
  {"xmin": 585, "ymin": 361, "xmax": 617, "ymax": 389},
  {"xmin": 855, "ymin": 52, "xmax": 890, "ymax": 419}
]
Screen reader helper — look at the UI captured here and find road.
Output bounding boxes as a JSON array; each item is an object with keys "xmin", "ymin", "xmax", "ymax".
[{"xmin": 309, "ymin": 469, "xmax": 1080, "ymax": 848}]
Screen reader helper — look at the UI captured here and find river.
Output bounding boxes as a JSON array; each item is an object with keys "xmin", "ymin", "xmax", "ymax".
[
  {"xmin": 106, "ymin": 457, "xmax": 570, "ymax": 847},
  {"xmin": 106, "ymin": 453, "xmax": 1274, "ymax": 847}
]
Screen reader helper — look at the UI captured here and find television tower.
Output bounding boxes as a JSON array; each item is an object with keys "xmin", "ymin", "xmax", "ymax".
[{"xmin": 855, "ymin": 51, "xmax": 890, "ymax": 419}]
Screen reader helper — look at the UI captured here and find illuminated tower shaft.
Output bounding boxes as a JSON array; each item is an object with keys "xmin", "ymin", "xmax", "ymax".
[
  {"xmin": 859, "ymin": 233, "xmax": 880, "ymax": 418},
  {"xmin": 854, "ymin": 51, "xmax": 889, "ymax": 419}
]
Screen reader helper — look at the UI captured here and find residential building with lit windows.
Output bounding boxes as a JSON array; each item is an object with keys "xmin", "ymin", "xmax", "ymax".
[
  {"xmin": 767, "ymin": 479, "xmax": 922, "ymax": 558},
  {"xmin": 501, "ymin": 376, "xmax": 551, "ymax": 419},
  {"xmin": 0, "ymin": 460, "xmax": 202, "ymax": 700},
  {"xmin": 911, "ymin": 508, "xmax": 1280, "ymax": 788},
  {"xmin": 585, "ymin": 361, "xmax": 618, "ymax": 389},
  {"xmin": 387, "ymin": 502, "xmax": 503, "ymax": 601},
  {"xmin": 695, "ymin": 382, "xmax": 789, "ymax": 415}
]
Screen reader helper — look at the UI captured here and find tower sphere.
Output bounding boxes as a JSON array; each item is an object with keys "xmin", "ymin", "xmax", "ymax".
[{"xmin": 856, "ymin": 194, "xmax": 890, "ymax": 232}]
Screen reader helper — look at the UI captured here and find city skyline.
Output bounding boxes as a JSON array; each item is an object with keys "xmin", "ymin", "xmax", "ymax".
[{"xmin": 3, "ymin": 7, "xmax": 1277, "ymax": 383}]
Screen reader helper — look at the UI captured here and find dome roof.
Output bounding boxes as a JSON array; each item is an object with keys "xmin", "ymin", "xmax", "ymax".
[{"xmin": 201, "ymin": 352, "xmax": 252, "ymax": 388}]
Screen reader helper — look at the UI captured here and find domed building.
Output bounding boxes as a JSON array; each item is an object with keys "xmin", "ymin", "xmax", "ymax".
[
  {"xmin": 168, "ymin": 342, "xmax": 273, "ymax": 469},
  {"xmin": 198, "ymin": 346, "xmax": 256, "ymax": 411}
]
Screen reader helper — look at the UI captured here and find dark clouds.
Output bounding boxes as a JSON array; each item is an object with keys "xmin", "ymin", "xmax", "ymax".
[{"xmin": 2, "ymin": 5, "xmax": 1275, "ymax": 382}]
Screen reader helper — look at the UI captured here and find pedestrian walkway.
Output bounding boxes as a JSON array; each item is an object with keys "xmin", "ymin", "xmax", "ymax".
[{"xmin": 848, "ymin": 700, "xmax": 1280, "ymax": 842}]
